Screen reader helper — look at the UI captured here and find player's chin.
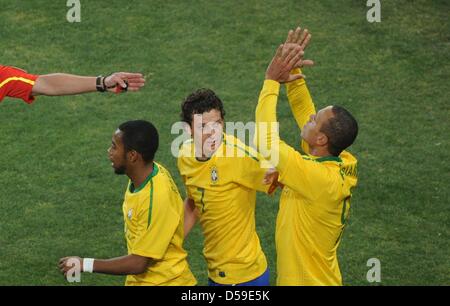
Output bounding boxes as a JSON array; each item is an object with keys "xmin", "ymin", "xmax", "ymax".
[
  {"xmin": 112, "ymin": 165, "xmax": 126, "ymax": 175},
  {"xmin": 114, "ymin": 168, "xmax": 126, "ymax": 175}
]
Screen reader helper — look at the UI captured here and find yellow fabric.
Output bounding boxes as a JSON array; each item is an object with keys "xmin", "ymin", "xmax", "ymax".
[
  {"xmin": 286, "ymin": 68, "xmax": 316, "ymax": 154},
  {"xmin": 122, "ymin": 162, "xmax": 197, "ymax": 286},
  {"xmin": 178, "ymin": 134, "xmax": 269, "ymax": 284},
  {"xmin": 256, "ymin": 79, "xmax": 358, "ymax": 286}
]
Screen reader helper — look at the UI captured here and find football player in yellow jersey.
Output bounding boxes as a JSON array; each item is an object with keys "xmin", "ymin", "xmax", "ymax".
[
  {"xmin": 59, "ymin": 120, "xmax": 196, "ymax": 286},
  {"xmin": 178, "ymin": 89, "xmax": 276, "ymax": 286},
  {"xmin": 255, "ymin": 28, "xmax": 359, "ymax": 286}
]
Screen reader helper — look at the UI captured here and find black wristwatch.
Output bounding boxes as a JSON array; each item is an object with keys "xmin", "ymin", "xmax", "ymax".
[{"xmin": 96, "ymin": 75, "xmax": 106, "ymax": 92}]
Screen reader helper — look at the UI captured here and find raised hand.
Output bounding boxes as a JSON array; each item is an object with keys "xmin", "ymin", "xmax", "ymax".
[
  {"xmin": 265, "ymin": 43, "xmax": 305, "ymax": 83},
  {"xmin": 284, "ymin": 27, "xmax": 314, "ymax": 68}
]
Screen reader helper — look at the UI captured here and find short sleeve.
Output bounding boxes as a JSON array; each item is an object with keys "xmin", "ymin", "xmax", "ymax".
[
  {"xmin": 131, "ymin": 189, "xmax": 181, "ymax": 260},
  {"xmin": 0, "ymin": 66, "xmax": 39, "ymax": 104}
]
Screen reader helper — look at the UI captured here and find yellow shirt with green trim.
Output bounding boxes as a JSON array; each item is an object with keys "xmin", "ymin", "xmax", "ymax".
[
  {"xmin": 122, "ymin": 162, "xmax": 197, "ymax": 286},
  {"xmin": 177, "ymin": 134, "xmax": 270, "ymax": 284},
  {"xmin": 256, "ymin": 77, "xmax": 358, "ymax": 286}
]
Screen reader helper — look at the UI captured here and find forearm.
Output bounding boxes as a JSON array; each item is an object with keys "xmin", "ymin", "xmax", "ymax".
[
  {"xmin": 32, "ymin": 74, "xmax": 96, "ymax": 96},
  {"xmin": 91, "ymin": 254, "xmax": 149, "ymax": 275},
  {"xmin": 255, "ymin": 80, "xmax": 290, "ymax": 171},
  {"xmin": 255, "ymin": 80, "xmax": 281, "ymax": 152},
  {"xmin": 286, "ymin": 68, "xmax": 316, "ymax": 129},
  {"xmin": 184, "ymin": 198, "xmax": 198, "ymax": 238}
]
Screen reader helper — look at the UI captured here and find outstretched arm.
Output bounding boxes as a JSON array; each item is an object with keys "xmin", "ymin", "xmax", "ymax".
[{"xmin": 32, "ymin": 72, "xmax": 145, "ymax": 96}]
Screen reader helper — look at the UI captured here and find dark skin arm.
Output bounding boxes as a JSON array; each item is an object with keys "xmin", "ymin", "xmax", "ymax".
[
  {"xmin": 59, "ymin": 254, "xmax": 151, "ymax": 277},
  {"xmin": 183, "ymin": 197, "xmax": 199, "ymax": 238}
]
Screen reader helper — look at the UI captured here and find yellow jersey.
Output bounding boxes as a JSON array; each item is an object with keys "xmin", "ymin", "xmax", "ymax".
[
  {"xmin": 177, "ymin": 134, "xmax": 270, "ymax": 284},
  {"xmin": 122, "ymin": 162, "xmax": 197, "ymax": 286},
  {"xmin": 256, "ymin": 76, "xmax": 358, "ymax": 286}
]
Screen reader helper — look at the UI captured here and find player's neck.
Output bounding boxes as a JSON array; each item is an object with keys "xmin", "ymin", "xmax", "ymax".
[
  {"xmin": 127, "ymin": 163, "xmax": 154, "ymax": 190},
  {"xmin": 309, "ymin": 146, "xmax": 332, "ymax": 158}
]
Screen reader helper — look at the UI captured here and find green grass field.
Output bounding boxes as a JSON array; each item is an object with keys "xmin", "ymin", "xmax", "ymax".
[{"xmin": 0, "ymin": 0, "xmax": 448, "ymax": 285}]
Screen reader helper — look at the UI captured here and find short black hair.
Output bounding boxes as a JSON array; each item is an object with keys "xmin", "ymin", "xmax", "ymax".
[
  {"xmin": 181, "ymin": 89, "xmax": 226, "ymax": 124},
  {"xmin": 320, "ymin": 106, "xmax": 358, "ymax": 156},
  {"xmin": 118, "ymin": 120, "xmax": 159, "ymax": 163}
]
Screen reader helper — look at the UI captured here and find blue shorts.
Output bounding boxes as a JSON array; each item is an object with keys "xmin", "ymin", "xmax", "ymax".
[{"xmin": 208, "ymin": 268, "xmax": 270, "ymax": 286}]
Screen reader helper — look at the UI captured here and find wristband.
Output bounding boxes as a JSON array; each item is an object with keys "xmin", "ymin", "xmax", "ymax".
[
  {"xmin": 83, "ymin": 258, "xmax": 95, "ymax": 273},
  {"xmin": 96, "ymin": 76, "xmax": 106, "ymax": 92}
]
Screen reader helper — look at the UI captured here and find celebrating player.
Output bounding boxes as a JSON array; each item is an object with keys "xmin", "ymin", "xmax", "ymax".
[
  {"xmin": 255, "ymin": 27, "xmax": 359, "ymax": 286},
  {"xmin": 178, "ymin": 89, "xmax": 276, "ymax": 286},
  {"xmin": 0, "ymin": 64, "xmax": 145, "ymax": 104},
  {"xmin": 59, "ymin": 120, "xmax": 196, "ymax": 286}
]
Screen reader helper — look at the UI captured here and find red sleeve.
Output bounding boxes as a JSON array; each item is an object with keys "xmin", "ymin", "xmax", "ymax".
[{"xmin": 0, "ymin": 65, "xmax": 39, "ymax": 104}]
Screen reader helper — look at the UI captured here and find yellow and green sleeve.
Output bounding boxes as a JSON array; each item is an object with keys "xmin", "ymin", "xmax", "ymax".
[{"xmin": 132, "ymin": 196, "xmax": 180, "ymax": 260}]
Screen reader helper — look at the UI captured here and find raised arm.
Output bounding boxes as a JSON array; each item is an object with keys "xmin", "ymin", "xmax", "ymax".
[
  {"xmin": 255, "ymin": 43, "xmax": 336, "ymax": 200},
  {"xmin": 285, "ymin": 27, "xmax": 315, "ymax": 128},
  {"xmin": 285, "ymin": 27, "xmax": 316, "ymax": 153},
  {"xmin": 255, "ymin": 43, "xmax": 304, "ymax": 169}
]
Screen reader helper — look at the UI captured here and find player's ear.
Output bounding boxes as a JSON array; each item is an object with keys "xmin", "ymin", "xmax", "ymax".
[
  {"xmin": 128, "ymin": 150, "xmax": 139, "ymax": 163},
  {"xmin": 316, "ymin": 132, "xmax": 328, "ymax": 147}
]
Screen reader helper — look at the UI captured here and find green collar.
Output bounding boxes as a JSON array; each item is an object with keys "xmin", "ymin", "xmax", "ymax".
[
  {"xmin": 315, "ymin": 156, "xmax": 342, "ymax": 163},
  {"xmin": 129, "ymin": 163, "xmax": 159, "ymax": 193}
]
